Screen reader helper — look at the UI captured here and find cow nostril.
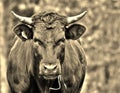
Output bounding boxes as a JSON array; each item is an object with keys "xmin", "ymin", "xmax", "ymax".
[
  {"xmin": 53, "ymin": 65, "xmax": 57, "ymax": 70},
  {"xmin": 44, "ymin": 66, "xmax": 47, "ymax": 70}
]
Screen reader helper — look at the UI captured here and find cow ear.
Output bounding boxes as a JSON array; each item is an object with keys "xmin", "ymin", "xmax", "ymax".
[
  {"xmin": 65, "ymin": 24, "xmax": 86, "ymax": 40},
  {"xmin": 13, "ymin": 24, "xmax": 33, "ymax": 41}
]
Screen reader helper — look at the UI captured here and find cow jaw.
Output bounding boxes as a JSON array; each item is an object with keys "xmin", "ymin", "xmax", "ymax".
[{"xmin": 35, "ymin": 74, "xmax": 67, "ymax": 92}]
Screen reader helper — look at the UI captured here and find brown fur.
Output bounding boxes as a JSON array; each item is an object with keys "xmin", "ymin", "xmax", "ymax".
[
  {"xmin": 7, "ymin": 38, "xmax": 35, "ymax": 93},
  {"xmin": 61, "ymin": 40, "xmax": 87, "ymax": 93}
]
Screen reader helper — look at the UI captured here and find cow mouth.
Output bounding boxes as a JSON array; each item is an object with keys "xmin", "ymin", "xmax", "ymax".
[
  {"xmin": 39, "ymin": 74, "xmax": 60, "ymax": 80},
  {"xmin": 43, "ymin": 75, "xmax": 58, "ymax": 80}
]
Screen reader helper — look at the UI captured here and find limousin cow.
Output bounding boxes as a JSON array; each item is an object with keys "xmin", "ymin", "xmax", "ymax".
[{"xmin": 7, "ymin": 10, "xmax": 87, "ymax": 93}]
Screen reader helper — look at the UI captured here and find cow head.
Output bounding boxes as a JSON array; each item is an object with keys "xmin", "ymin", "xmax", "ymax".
[{"xmin": 12, "ymin": 11, "xmax": 87, "ymax": 80}]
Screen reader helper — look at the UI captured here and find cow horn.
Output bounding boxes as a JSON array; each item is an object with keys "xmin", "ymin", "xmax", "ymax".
[
  {"xmin": 11, "ymin": 11, "xmax": 33, "ymax": 24},
  {"xmin": 67, "ymin": 11, "xmax": 87, "ymax": 24}
]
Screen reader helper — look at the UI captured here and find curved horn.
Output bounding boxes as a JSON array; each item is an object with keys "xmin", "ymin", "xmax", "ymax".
[
  {"xmin": 67, "ymin": 11, "xmax": 87, "ymax": 24},
  {"xmin": 11, "ymin": 11, "xmax": 33, "ymax": 24}
]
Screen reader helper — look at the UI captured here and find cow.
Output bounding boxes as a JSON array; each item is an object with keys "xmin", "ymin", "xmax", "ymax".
[{"xmin": 7, "ymin": 10, "xmax": 87, "ymax": 93}]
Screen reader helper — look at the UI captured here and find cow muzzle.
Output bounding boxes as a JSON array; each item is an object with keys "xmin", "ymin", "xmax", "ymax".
[{"xmin": 39, "ymin": 62, "xmax": 61, "ymax": 80}]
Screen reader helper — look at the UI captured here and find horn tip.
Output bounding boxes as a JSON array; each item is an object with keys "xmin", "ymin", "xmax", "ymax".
[
  {"xmin": 83, "ymin": 11, "xmax": 87, "ymax": 14},
  {"xmin": 11, "ymin": 11, "xmax": 16, "ymax": 15}
]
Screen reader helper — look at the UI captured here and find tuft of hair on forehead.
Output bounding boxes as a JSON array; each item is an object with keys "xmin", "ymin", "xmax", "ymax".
[{"xmin": 32, "ymin": 11, "xmax": 67, "ymax": 25}]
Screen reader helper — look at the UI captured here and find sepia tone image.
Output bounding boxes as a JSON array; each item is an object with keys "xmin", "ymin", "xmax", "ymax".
[{"xmin": 0, "ymin": 0, "xmax": 120, "ymax": 93}]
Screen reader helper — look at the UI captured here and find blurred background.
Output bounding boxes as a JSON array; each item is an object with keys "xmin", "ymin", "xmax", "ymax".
[{"xmin": 0, "ymin": 0, "xmax": 120, "ymax": 93}]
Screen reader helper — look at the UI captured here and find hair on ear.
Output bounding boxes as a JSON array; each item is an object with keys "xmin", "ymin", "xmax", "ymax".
[
  {"xmin": 13, "ymin": 24, "xmax": 33, "ymax": 41},
  {"xmin": 65, "ymin": 24, "xmax": 86, "ymax": 40}
]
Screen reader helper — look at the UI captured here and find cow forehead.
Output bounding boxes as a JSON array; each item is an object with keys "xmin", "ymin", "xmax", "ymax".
[
  {"xmin": 34, "ymin": 28, "xmax": 65, "ymax": 43},
  {"xmin": 32, "ymin": 11, "xmax": 66, "ymax": 42}
]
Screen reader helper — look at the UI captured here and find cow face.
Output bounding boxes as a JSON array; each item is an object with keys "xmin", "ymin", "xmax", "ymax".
[
  {"xmin": 32, "ymin": 13, "xmax": 66, "ymax": 79},
  {"xmin": 13, "ymin": 11, "xmax": 86, "ymax": 80}
]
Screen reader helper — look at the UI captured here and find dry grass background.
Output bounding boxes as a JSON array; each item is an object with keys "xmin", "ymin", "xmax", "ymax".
[{"xmin": 0, "ymin": 0, "xmax": 120, "ymax": 93}]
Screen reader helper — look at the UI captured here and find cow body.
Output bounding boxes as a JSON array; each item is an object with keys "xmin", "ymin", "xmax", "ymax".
[{"xmin": 7, "ymin": 11, "xmax": 87, "ymax": 93}]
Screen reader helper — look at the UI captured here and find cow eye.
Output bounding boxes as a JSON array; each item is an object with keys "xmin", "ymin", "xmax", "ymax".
[
  {"xmin": 55, "ymin": 38, "xmax": 65, "ymax": 46},
  {"xmin": 34, "ymin": 38, "xmax": 46, "ymax": 47}
]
